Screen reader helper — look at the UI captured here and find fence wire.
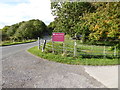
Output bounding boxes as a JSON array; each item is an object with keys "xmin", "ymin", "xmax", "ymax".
[{"xmin": 41, "ymin": 40, "xmax": 119, "ymax": 58}]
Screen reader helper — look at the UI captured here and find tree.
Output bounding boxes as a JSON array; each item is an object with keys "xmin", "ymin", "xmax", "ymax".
[
  {"xmin": 1, "ymin": 26, "xmax": 10, "ymax": 40},
  {"xmin": 47, "ymin": 20, "xmax": 57, "ymax": 34},
  {"xmin": 51, "ymin": 2, "xmax": 95, "ymax": 37},
  {"xmin": 82, "ymin": 2, "xmax": 120, "ymax": 45},
  {"xmin": 6, "ymin": 24, "xmax": 19, "ymax": 37},
  {"xmin": 14, "ymin": 19, "xmax": 47, "ymax": 40},
  {"xmin": 1, "ymin": 19, "xmax": 48, "ymax": 41}
]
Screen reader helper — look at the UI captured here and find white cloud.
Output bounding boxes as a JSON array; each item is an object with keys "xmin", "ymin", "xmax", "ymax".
[{"xmin": 0, "ymin": 0, "xmax": 55, "ymax": 29}]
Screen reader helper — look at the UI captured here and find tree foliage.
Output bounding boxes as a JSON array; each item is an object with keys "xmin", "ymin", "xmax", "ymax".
[
  {"xmin": 50, "ymin": 2, "xmax": 120, "ymax": 45},
  {"xmin": 1, "ymin": 19, "xmax": 48, "ymax": 41},
  {"xmin": 84, "ymin": 2, "xmax": 120, "ymax": 42},
  {"xmin": 7, "ymin": 24, "xmax": 19, "ymax": 37},
  {"xmin": 15, "ymin": 19, "xmax": 47, "ymax": 40},
  {"xmin": 51, "ymin": 2, "xmax": 96, "ymax": 37},
  {"xmin": 1, "ymin": 26, "xmax": 10, "ymax": 40}
]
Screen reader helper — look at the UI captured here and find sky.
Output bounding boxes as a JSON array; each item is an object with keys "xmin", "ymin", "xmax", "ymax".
[{"xmin": 0, "ymin": 0, "xmax": 55, "ymax": 29}]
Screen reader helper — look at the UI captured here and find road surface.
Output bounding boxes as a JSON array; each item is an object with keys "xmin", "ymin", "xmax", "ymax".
[{"xmin": 1, "ymin": 38, "xmax": 106, "ymax": 88}]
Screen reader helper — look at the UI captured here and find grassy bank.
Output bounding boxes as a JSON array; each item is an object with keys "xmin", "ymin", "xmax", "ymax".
[
  {"xmin": 28, "ymin": 35, "xmax": 119, "ymax": 66},
  {"xmin": 0, "ymin": 39, "xmax": 37, "ymax": 46},
  {"xmin": 28, "ymin": 46, "xmax": 119, "ymax": 66}
]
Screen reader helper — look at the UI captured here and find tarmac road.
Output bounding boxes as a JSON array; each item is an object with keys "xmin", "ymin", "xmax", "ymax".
[{"xmin": 1, "ymin": 38, "xmax": 106, "ymax": 88}]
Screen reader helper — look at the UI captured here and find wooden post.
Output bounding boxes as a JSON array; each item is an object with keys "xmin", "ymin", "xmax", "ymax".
[
  {"xmin": 74, "ymin": 34, "xmax": 77, "ymax": 57},
  {"xmin": 38, "ymin": 37, "xmax": 40, "ymax": 50},
  {"xmin": 74, "ymin": 40, "xmax": 77, "ymax": 57},
  {"xmin": 91, "ymin": 45, "xmax": 93, "ymax": 55},
  {"xmin": 114, "ymin": 46, "xmax": 116, "ymax": 57},
  {"xmin": 103, "ymin": 46, "xmax": 106, "ymax": 58},
  {"xmin": 63, "ymin": 42, "xmax": 65, "ymax": 54},
  {"xmin": 42, "ymin": 40, "xmax": 46, "ymax": 52},
  {"xmin": 52, "ymin": 41, "xmax": 54, "ymax": 53}
]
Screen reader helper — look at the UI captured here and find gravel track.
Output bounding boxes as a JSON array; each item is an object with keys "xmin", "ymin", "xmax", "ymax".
[{"xmin": 1, "ymin": 37, "xmax": 106, "ymax": 88}]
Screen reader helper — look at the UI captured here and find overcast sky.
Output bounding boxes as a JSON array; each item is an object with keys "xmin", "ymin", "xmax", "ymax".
[{"xmin": 0, "ymin": 0, "xmax": 55, "ymax": 29}]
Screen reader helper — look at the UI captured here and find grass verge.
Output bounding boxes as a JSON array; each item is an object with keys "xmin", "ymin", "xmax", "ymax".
[
  {"xmin": 28, "ymin": 46, "xmax": 119, "ymax": 66},
  {"xmin": 0, "ymin": 39, "xmax": 37, "ymax": 46}
]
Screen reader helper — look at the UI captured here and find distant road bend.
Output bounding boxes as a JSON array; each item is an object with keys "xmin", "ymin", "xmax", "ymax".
[{"xmin": 1, "ymin": 37, "xmax": 106, "ymax": 88}]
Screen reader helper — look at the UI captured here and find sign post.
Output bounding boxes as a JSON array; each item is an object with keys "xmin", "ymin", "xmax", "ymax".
[{"xmin": 52, "ymin": 33, "xmax": 65, "ymax": 53}]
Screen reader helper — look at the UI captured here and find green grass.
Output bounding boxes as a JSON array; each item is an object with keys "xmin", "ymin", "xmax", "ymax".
[
  {"xmin": 27, "ymin": 35, "xmax": 119, "ymax": 66},
  {"xmin": 0, "ymin": 39, "xmax": 37, "ymax": 46},
  {"xmin": 45, "ymin": 36, "xmax": 119, "ymax": 58},
  {"xmin": 28, "ymin": 46, "xmax": 119, "ymax": 66}
]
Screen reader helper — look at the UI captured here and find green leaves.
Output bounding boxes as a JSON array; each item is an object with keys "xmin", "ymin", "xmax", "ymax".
[
  {"xmin": 85, "ymin": 2, "xmax": 120, "ymax": 43},
  {"xmin": 14, "ymin": 19, "xmax": 47, "ymax": 40},
  {"xmin": 50, "ymin": 2, "xmax": 120, "ymax": 45},
  {"xmin": 1, "ymin": 19, "xmax": 48, "ymax": 41},
  {"xmin": 51, "ymin": 2, "xmax": 95, "ymax": 37}
]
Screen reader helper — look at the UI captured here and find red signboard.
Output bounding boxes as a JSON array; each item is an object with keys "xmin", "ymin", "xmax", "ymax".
[{"xmin": 52, "ymin": 33, "xmax": 64, "ymax": 42}]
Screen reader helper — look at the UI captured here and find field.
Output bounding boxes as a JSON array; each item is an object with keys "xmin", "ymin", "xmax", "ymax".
[{"xmin": 28, "ymin": 35, "xmax": 120, "ymax": 66}]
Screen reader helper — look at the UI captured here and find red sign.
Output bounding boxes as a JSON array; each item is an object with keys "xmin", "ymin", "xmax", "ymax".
[{"xmin": 52, "ymin": 33, "xmax": 64, "ymax": 42}]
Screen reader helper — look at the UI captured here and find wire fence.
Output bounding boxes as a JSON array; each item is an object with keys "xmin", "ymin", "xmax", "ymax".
[{"xmin": 39, "ymin": 39, "xmax": 120, "ymax": 58}]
